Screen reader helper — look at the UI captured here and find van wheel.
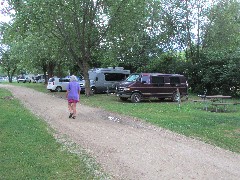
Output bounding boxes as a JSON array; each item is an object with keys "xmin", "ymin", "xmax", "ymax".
[
  {"xmin": 55, "ymin": 86, "xmax": 62, "ymax": 92},
  {"xmin": 172, "ymin": 92, "xmax": 180, "ymax": 102},
  {"xmin": 131, "ymin": 93, "xmax": 141, "ymax": 103},
  {"xmin": 120, "ymin": 97, "xmax": 128, "ymax": 101}
]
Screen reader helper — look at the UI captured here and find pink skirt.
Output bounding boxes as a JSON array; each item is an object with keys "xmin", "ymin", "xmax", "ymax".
[{"xmin": 68, "ymin": 99, "xmax": 79, "ymax": 103}]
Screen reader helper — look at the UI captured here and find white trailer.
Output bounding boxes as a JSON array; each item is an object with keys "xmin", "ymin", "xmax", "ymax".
[{"xmin": 88, "ymin": 67, "xmax": 130, "ymax": 93}]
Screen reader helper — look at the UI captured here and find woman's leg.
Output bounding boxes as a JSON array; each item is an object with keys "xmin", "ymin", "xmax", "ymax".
[
  {"xmin": 68, "ymin": 102, "xmax": 74, "ymax": 118},
  {"xmin": 72, "ymin": 103, "xmax": 77, "ymax": 117},
  {"xmin": 68, "ymin": 103, "xmax": 73, "ymax": 113}
]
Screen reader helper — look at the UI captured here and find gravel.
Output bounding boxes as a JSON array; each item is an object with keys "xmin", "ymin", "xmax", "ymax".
[{"xmin": 1, "ymin": 84, "xmax": 240, "ymax": 180}]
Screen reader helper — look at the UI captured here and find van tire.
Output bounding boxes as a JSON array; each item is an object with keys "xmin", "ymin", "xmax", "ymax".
[
  {"xmin": 120, "ymin": 97, "xmax": 128, "ymax": 101},
  {"xmin": 131, "ymin": 93, "xmax": 142, "ymax": 103},
  {"xmin": 172, "ymin": 92, "xmax": 180, "ymax": 102},
  {"xmin": 55, "ymin": 86, "xmax": 62, "ymax": 92}
]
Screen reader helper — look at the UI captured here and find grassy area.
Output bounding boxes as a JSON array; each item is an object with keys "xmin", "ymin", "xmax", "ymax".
[
  {"xmin": 2, "ymin": 82, "xmax": 240, "ymax": 154},
  {"xmin": 80, "ymin": 94, "xmax": 240, "ymax": 153},
  {"xmin": 8, "ymin": 82, "xmax": 48, "ymax": 93},
  {"xmin": 0, "ymin": 87, "xmax": 108, "ymax": 179}
]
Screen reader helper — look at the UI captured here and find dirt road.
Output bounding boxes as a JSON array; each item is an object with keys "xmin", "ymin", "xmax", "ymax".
[{"xmin": 1, "ymin": 84, "xmax": 240, "ymax": 180}]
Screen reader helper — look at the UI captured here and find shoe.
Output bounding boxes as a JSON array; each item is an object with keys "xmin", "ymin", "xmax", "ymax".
[
  {"xmin": 72, "ymin": 116, "xmax": 76, "ymax": 119},
  {"xmin": 69, "ymin": 113, "xmax": 73, "ymax": 118}
]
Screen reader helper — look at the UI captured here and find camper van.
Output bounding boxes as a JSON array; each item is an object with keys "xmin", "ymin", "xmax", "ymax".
[
  {"xmin": 88, "ymin": 67, "xmax": 130, "ymax": 93},
  {"xmin": 116, "ymin": 73, "xmax": 188, "ymax": 103}
]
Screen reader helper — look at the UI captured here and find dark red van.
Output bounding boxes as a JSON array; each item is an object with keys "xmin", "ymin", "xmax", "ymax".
[{"xmin": 116, "ymin": 73, "xmax": 188, "ymax": 103}]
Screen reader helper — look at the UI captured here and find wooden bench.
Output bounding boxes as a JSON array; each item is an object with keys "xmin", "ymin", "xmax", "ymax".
[
  {"xmin": 211, "ymin": 102, "xmax": 239, "ymax": 112},
  {"xmin": 192, "ymin": 100, "xmax": 209, "ymax": 110},
  {"xmin": 192, "ymin": 100, "xmax": 207, "ymax": 103}
]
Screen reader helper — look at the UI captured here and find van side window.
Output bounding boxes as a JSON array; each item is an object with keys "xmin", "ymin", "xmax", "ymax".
[
  {"xmin": 104, "ymin": 73, "xmax": 127, "ymax": 81},
  {"xmin": 170, "ymin": 77, "xmax": 180, "ymax": 86},
  {"xmin": 141, "ymin": 76, "xmax": 149, "ymax": 83},
  {"xmin": 151, "ymin": 76, "xmax": 164, "ymax": 86}
]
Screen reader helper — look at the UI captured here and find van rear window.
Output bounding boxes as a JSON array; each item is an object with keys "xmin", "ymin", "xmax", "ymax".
[{"xmin": 59, "ymin": 78, "xmax": 70, "ymax": 82}]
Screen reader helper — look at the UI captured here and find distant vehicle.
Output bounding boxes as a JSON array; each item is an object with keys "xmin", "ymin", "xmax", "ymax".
[
  {"xmin": 79, "ymin": 79, "xmax": 95, "ymax": 93},
  {"xmin": 17, "ymin": 76, "xmax": 32, "ymax": 83},
  {"xmin": 116, "ymin": 73, "xmax": 188, "ymax": 103},
  {"xmin": 47, "ymin": 77, "xmax": 70, "ymax": 92},
  {"xmin": 88, "ymin": 67, "xmax": 130, "ymax": 93},
  {"xmin": 33, "ymin": 74, "xmax": 47, "ymax": 83},
  {"xmin": 0, "ymin": 76, "xmax": 6, "ymax": 82}
]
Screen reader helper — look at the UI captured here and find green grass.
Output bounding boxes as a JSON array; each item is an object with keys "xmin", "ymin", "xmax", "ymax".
[
  {"xmin": 0, "ymin": 88, "xmax": 108, "ymax": 179},
  {"xmin": 10, "ymin": 81, "xmax": 48, "ymax": 93}
]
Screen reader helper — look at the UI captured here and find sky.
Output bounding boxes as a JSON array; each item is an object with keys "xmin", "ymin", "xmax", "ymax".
[{"xmin": 0, "ymin": 0, "xmax": 12, "ymax": 23}]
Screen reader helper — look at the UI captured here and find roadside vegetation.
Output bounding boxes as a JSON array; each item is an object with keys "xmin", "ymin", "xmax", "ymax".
[
  {"xmin": 6, "ymin": 82, "xmax": 240, "ymax": 153},
  {"xmin": 0, "ymin": 87, "xmax": 108, "ymax": 179}
]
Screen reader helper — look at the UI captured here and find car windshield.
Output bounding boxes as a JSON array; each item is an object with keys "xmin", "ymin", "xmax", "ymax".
[{"xmin": 125, "ymin": 74, "xmax": 140, "ymax": 82}]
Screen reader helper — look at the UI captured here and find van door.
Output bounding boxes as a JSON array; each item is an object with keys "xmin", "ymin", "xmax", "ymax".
[{"xmin": 150, "ymin": 76, "xmax": 166, "ymax": 97}]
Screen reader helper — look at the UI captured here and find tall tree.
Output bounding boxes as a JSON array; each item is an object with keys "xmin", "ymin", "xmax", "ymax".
[
  {"xmin": 203, "ymin": 0, "xmax": 240, "ymax": 50},
  {"xmin": 7, "ymin": 0, "xmax": 153, "ymax": 95}
]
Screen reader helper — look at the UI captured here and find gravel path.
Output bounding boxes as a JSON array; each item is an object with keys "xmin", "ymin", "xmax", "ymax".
[{"xmin": 1, "ymin": 84, "xmax": 240, "ymax": 180}]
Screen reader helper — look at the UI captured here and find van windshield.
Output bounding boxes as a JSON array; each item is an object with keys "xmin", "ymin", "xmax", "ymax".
[{"xmin": 125, "ymin": 74, "xmax": 140, "ymax": 82}]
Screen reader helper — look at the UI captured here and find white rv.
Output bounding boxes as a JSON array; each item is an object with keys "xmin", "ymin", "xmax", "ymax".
[{"xmin": 88, "ymin": 67, "xmax": 130, "ymax": 93}]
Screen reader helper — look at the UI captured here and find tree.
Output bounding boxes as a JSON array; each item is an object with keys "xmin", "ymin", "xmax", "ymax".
[
  {"xmin": 0, "ymin": 48, "xmax": 18, "ymax": 82},
  {"xmin": 7, "ymin": 0, "xmax": 154, "ymax": 95},
  {"xmin": 202, "ymin": 0, "xmax": 240, "ymax": 50}
]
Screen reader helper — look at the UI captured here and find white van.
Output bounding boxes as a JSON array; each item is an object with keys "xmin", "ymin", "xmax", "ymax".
[{"xmin": 47, "ymin": 77, "xmax": 70, "ymax": 92}]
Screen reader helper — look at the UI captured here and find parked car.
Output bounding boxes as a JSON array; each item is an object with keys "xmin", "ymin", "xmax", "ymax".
[
  {"xmin": 0, "ymin": 76, "xmax": 6, "ymax": 83},
  {"xmin": 33, "ymin": 74, "xmax": 47, "ymax": 83},
  {"xmin": 17, "ymin": 76, "xmax": 32, "ymax": 83},
  {"xmin": 47, "ymin": 77, "xmax": 71, "ymax": 92},
  {"xmin": 116, "ymin": 73, "xmax": 188, "ymax": 103}
]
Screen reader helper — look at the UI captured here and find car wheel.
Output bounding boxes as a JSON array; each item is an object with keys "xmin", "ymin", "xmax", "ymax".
[
  {"xmin": 120, "ymin": 97, "xmax": 128, "ymax": 101},
  {"xmin": 131, "ymin": 92, "xmax": 141, "ymax": 103},
  {"xmin": 172, "ymin": 92, "xmax": 180, "ymax": 102},
  {"xmin": 55, "ymin": 86, "xmax": 62, "ymax": 92}
]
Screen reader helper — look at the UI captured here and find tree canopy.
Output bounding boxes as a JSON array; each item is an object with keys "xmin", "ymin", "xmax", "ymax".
[{"xmin": 0, "ymin": 0, "xmax": 240, "ymax": 96}]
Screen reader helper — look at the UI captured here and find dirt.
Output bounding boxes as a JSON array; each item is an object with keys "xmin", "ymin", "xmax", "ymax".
[{"xmin": 1, "ymin": 84, "xmax": 240, "ymax": 180}]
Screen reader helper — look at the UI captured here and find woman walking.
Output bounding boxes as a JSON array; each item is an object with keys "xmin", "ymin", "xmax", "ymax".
[{"xmin": 66, "ymin": 75, "xmax": 81, "ymax": 119}]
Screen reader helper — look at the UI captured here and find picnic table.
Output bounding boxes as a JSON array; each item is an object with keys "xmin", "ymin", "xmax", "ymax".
[
  {"xmin": 193, "ymin": 95, "xmax": 239, "ymax": 112},
  {"xmin": 205, "ymin": 95, "xmax": 232, "ymax": 112}
]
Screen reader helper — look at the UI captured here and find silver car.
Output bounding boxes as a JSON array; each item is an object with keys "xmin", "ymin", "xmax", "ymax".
[{"xmin": 17, "ymin": 76, "xmax": 32, "ymax": 83}]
